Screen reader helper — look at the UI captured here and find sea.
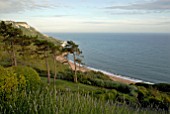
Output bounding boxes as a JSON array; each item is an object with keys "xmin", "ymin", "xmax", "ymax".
[{"xmin": 46, "ymin": 33, "xmax": 170, "ymax": 84}]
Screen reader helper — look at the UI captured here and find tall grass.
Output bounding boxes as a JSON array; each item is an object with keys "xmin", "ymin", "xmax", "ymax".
[{"xmin": 0, "ymin": 85, "xmax": 167, "ymax": 114}]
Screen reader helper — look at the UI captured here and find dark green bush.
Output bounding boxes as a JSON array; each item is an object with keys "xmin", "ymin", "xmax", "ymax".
[
  {"xmin": 0, "ymin": 58, "xmax": 11, "ymax": 67},
  {"xmin": 34, "ymin": 68, "xmax": 48, "ymax": 77},
  {"xmin": 135, "ymin": 83, "xmax": 170, "ymax": 92},
  {"xmin": 84, "ymin": 71, "xmax": 111, "ymax": 81},
  {"xmin": 104, "ymin": 90, "xmax": 118, "ymax": 101},
  {"xmin": 117, "ymin": 93, "xmax": 138, "ymax": 106},
  {"xmin": 135, "ymin": 83, "xmax": 152, "ymax": 88},
  {"xmin": 149, "ymin": 97, "xmax": 169, "ymax": 110},
  {"xmin": 93, "ymin": 89, "xmax": 118, "ymax": 101},
  {"xmin": 58, "ymin": 69, "xmax": 73, "ymax": 81},
  {"xmin": 153, "ymin": 83, "xmax": 170, "ymax": 92},
  {"xmin": 88, "ymin": 78, "xmax": 105, "ymax": 87}
]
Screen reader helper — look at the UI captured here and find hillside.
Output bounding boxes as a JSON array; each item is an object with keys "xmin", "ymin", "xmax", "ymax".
[
  {"xmin": 3, "ymin": 21, "xmax": 61, "ymax": 45},
  {"xmin": 0, "ymin": 20, "xmax": 68, "ymax": 72}
]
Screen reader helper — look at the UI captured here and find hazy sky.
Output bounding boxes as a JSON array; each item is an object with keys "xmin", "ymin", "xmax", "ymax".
[{"xmin": 0, "ymin": 0, "xmax": 170, "ymax": 33}]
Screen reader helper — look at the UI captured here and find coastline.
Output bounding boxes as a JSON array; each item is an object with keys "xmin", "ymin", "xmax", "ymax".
[
  {"xmin": 56, "ymin": 55, "xmax": 153, "ymax": 84},
  {"xmin": 68, "ymin": 60, "xmax": 139, "ymax": 84}
]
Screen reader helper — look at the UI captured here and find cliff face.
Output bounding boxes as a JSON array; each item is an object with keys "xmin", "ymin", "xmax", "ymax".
[
  {"xmin": 1, "ymin": 21, "xmax": 61, "ymax": 45},
  {"xmin": 15, "ymin": 22, "xmax": 31, "ymax": 29}
]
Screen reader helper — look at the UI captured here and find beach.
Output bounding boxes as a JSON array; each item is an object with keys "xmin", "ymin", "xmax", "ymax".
[
  {"xmin": 70, "ymin": 61, "xmax": 136, "ymax": 84},
  {"xmin": 56, "ymin": 55, "xmax": 136, "ymax": 84}
]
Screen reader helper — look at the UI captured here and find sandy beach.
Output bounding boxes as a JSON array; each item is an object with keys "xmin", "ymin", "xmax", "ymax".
[
  {"xmin": 56, "ymin": 55, "xmax": 136, "ymax": 84},
  {"xmin": 69, "ymin": 61, "xmax": 136, "ymax": 84}
]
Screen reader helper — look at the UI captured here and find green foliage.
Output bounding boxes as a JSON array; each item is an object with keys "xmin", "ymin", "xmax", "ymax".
[
  {"xmin": 83, "ymin": 71, "xmax": 111, "ymax": 81},
  {"xmin": 136, "ymin": 86, "xmax": 170, "ymax": 111},
  {"xmin": 0, "ymin": 66, "xmax": 26, "ymax": 102},
  {"xmin": 136, "ymin": 83, "xmax": 170, "ymax": 92},
  {"xmin": 94, "ymin": 89, "xmax": 118, "ymax": 101},
  {"xmin": 0, "ymin": 85, "xmax": 166, "ymax": 114},
  {"xmin": 153, "ymin": 83, "xmax": 170, "ymax": 92},
  {"xmin": 57, "ymin": 70, "xmax": 138, "ymax": 94},
  {"xmin": 9, "ymin": 66, "xmax": 41, "ymax": 91},
  {"xmin": 135, "ymin": 83, "xmax": 152, "ymax": 88},
  {"xmin": 117, "ymin": 93, "xmax": 138, "ymax": 105},
  {"xmin": 54, "ymin": 70, "xmax": 170, "ymax": 111},
  {"xmin": 58, "ymin": 69, "xmax": 74, "ymax": 81},
  {"xmin": 86, "ymin": 77, "xmax": 136, "ymax": 94},
  {"xmin": 0, "ymin": 57, "xmax": 11, "ymax": 67},
  {"xmin": 63, "ymin": 40, "xmax": 83, "ymax": 83}
]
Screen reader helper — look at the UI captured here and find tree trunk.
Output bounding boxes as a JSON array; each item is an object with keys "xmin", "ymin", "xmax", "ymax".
[
  {"xmin": 7, "ymin": 49, "xmax": 13, "ymax": 66},
  {"xmin": 79, "ymin": 62, "xmax": 81, "ymax": 70},
  {"xmin": 65, "ymin": 54, "xmax": 74, "ymax": 71},
  {"xmin": 11, "ymin": 42, "xmax": 17, "ymax": 66},
  {"xmin": 13, "ymin": 50, "xmax": 17, "ymax": 66},
  {"xmin": 21, "ymin": 47, "xmax": 26, "ymax": 66},
  {"xmin": 73, "ymin": 53, "xmax": 77, "ymax": 83},
  {"xmin": 53, "ymin": 55, "xmax": 57, "ymax": 84},
  {"xmin": 45, "ymin": 54, "xmax": 50, "ymax": 84}
]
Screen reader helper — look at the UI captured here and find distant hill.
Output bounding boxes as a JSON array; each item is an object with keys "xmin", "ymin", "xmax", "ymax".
[{"xmin": 3, "ymin": 21, "xmax": 62, "ymax": 45}]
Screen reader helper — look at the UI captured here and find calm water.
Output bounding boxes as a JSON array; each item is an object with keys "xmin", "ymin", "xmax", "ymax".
[{"xmin": 46, "ymin": 33, "xmax": 170, "ymax": 83}]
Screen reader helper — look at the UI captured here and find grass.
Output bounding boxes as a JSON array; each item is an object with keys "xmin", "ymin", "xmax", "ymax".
[
  {"xmin": 0, "ymin": 68, "xmax": 168, "ymax": 114},
  {"xmin": 0, "ymin": 83, "xmax": 166, "ymax": 114},
  {"xmin": 41, "ymin": 77, "xmax": 105, "ymax": 92}
]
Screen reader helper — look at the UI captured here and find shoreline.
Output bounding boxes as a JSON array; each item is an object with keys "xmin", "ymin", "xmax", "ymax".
[
  {"xmin": 86, "ymin": 66, "xmax": 153, "ymax": 84},
  {"xmin": 68, "ymin": 60, "xmax": 142, "ymax": 84},
  {"xmin": 56, "ymin": 56, "xmax": 153, "ymax": 84}
]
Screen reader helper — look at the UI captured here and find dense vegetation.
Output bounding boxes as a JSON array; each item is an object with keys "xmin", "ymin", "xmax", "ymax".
[{"xmin": 0, "ymin": 21, "xmax": 170, "ymax": 113}]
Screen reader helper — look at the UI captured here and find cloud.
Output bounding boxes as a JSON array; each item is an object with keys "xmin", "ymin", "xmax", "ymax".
[
  {"xmin": 108, "ymin": 10, "xmax": 170, "ymax": 15},
  {"xmin": 32, "ymin": 15, "xmax": 70, "ymax": 18},
  {"xmin": 0, "ymin": 0, "xmax": 57, "ymax": 14},
  {"xmin": 83, "ymin": 20, "xmax": 170, "ymax": 26},
  {"xmin": 105, "ymin": 0, "xmax": 170, "ymax": 11},
  {"xmin": 52, "ymin": 15, "xmax": 70, "ymax": 17},
  {"xmin": 83, "ymin": 21, "xmax": 111, "ymax": 24}
]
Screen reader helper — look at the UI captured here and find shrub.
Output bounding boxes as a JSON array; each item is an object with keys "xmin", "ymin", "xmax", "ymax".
[
  {"xmin": 58, "ymin": 69, "xmax": 74, "ymax": 81},
  {"xmin": 103, "ymin": 81, "xmax": 129, "ymax": 93},
  {"xmin": 0, "ymin": 58, "xmax": 11, "ymax": 67},
  {"xmin": 0, "ymin": 66, "xmax": 26, "ymax": 102},
  {"xmin": 84, "ymin": 71, "xmax": 111, "ymax": 81},
  {"xmin": 135, "ymin": 83, "xmax": 152, "ymax": 88},
  {"xmin": 104, "ymin": 90, "xmax": 118, "ymax": 101},
  {"xmin": 117, "ymin": 93, "xmax": 138, "ymax": 106},
  {"xmin": 9, "ymin": 66, "xmax": 41, "ymax": 91},
  {"xmin": 153, "ymin": 83, "xmax": 170, "ymax": 92},
  {"xmin": 89, "ymin": 78, "xmax": 105, "ymax": 87}
]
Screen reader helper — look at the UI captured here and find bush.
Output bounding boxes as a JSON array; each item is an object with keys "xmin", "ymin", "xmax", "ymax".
[
  {"xmin": 104, "ymin": 90, "xmax": 118, "ymax": 101},
  {"xmin": 136, "ymin": 83, "xmax": 170, "ymax": 92},
  {"xmin": 0, "ymin": 66, "xmax": 26, "ymax": 102},
  {"xmin": 117, "ymin": 93, "xmax": 138, "ymax": 106},
  {"xmin": 153, "ymin": 83, "xmax": 170, "ymax": 92},
  {"xmin": 135, "ymin": 83, "xmax": 152, "ymax": 88},
  {"xmin": 88, "ymin": 89, "xmax": 118, "ymax": 101},
  {"xmin": 84, "ymin": 71, "xmax": 111, "ymax": 81},
  {"xmin": 9, "ymin": 66, "xmax": 41, "ymax": 91},
  {"xmin": 58, "ymin": 69, "xmax": 74, "ymax": 81}
]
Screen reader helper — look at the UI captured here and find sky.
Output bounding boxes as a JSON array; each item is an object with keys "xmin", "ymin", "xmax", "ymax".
[{"xmin": 0, "ymin": 0, "xmax": 170, "ymax": 33}]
